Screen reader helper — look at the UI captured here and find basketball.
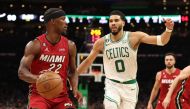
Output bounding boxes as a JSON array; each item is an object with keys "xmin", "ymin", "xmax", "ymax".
[{"xmin": 36, "ymin": 71, "xmax": 63, "ymax": 99}]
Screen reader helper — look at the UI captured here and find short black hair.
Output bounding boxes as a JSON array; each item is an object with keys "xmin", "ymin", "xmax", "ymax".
[
  {"xmin": 165, "ymin": 52, "xmax": 176, "ymax": 60},
  {"xmin": 110, "ymin": 10, "xmax": 126, "ymax": 21}
]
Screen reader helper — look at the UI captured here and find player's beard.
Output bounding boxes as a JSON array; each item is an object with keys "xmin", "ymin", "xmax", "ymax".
[
  {"xmin": 111, "ymin": 25, "xmax": 122, "ymax": 35},
  {"xmin": 166, "ymin": 65, "xmax": 174, "ymax": 69}
]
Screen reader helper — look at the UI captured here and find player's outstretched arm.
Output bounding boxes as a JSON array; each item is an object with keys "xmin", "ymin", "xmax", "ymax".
[
  {"xmin": 18, "ymin": 40, "xmax": 40, "ymax": 83},
  {"xmin": 136, "ymin": 18, "xmax": 174, "ymax": 46},
  {"xmin": 147, "ymin": 72, "xmax": 161, "ymax": 109},
  {"xmin": 162, "ymin": 65, "xmax": 190, "ymax": 109},
  {"xmin": 77, "ymin": 38, "xmax": 104, "ymax": 74},
  {"xmin": 68, "ymin": 41, "xmax": 78, "ymax": 92},
  {"xmin": 67, "ymin": 40, "xmax": 82, "ymax": 103}
]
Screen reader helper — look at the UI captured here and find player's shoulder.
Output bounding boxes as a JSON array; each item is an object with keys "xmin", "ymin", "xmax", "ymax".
[
  {"xmin": 184, "ymin": 65, "xmax": 190, "ymax": 70},
  {"xmin": 92, "ymin": 37, "xmax": 104, "ymax": 45},
  {"xmin": 27, "ymin": 34, "xmax": 45, "ymax": 47},
  {"xmin": 99, "ymin": 37, "xmax": 105, "ymax": 42},
  {"xmin": 68, "ymin": 40, "xmax": 76, "ymax": 54},
  {"xmin": 68, "ymin": 40, "xmax": 76, "ymax": 46},
  {"xmin": 26, "ymin": 39, "xmax": 40, "ymax": 48},
  {"xmin": 95, "ymin": 37, "xmax": 104, "ymax": 48},
  {"xmin": 155, "ymin": 71, "xmax": 162, "ymax": 80},
  {"xmin": 181, "ymin": 65, "xmax": 190, "ymax": 74},
  {"xmin": 91, "ymin": 37, "xmax": 104, "ymax": 52},
  {"xmin": 25, "ymin": 39, "xmax": 40, "ymax": 55},
  {"xmin": 157, "ymin": 69, "xmax": 166, "ymax": 75},
  {"xmin": 156, "ymin": 70, "xmax": 163, "ymax": 77},
  {"xmin": 157, "ymin": 71, "xmax": 162, "ymax": 75}
]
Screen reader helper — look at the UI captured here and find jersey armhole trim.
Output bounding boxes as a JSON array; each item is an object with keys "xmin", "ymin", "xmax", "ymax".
[
  {"xmin": 103, "ymin": 34, "xmax": 109, "ymax": 52},
  {"xmin": 127, "ymin": 32, "xmax": 138, "ymax": 52}
]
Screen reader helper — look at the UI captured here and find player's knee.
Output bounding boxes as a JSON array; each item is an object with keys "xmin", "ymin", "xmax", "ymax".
[
  {"xmin": 104, "ymin": 103, "xmax": 117, "ymax": 109},
  {"xmin": 104, "ymin": 99, "xmax": 118, "ymax": 109}
]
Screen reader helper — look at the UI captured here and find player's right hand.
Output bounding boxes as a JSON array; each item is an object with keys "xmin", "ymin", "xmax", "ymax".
[
  {"xmin": 147, "ymin": 103, "xmax": 153, "ymax": 109},
  {"xmin": 162, "ymin": 97, "xmax": 171, "ymax": 109},
  {"xmin": 163, "ymin": 18, "xmax": 174, "ymax": 30},
  {"xmin": 38, "ymin": 70, "xmax": 52, "ymax": 80},
  {"xmin": 39, "ymin": 69, "xmax": 50, "ymax": 74}
]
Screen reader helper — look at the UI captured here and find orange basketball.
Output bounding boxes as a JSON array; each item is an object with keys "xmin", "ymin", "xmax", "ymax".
[{"xmin": 36, "ymin": 71, "xmax": 63, "ymax": 99}]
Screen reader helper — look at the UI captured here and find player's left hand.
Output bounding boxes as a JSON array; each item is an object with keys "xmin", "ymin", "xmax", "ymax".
[
  {"xmin": 163, "ymin": 18, "xmax": 174, "ymax": 30},
  {"xmin": 162, "ymin": 97, "xmax": 171, "ymax": 109},
  {"xmin": 73, "ymin": 90, "xmax": 83, "ymax": 104}
]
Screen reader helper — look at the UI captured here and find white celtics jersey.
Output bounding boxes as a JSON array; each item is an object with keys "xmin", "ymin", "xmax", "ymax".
[{"xmin": 103, "ymin": 31, "xmax": 138, "ymax": 82}]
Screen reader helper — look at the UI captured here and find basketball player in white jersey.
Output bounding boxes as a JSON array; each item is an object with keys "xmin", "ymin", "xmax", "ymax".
[{"xmin": 77, "ymin": 10, "xmax": 174, "ymax": 109}]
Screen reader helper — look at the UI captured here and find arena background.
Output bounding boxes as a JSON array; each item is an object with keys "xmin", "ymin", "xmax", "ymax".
[{"xmin": 0, "ymin": 0, "xmax": 189, "ymax": 109}]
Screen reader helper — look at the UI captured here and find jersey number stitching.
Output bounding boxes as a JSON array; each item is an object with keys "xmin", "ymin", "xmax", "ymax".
[
  {"xmin": 48, "ymin": 63, "xmax": 62, "ymax": 73},
  {"xmin": 115, "ymin": 59, "xmax": 125, "ymax": 72}
]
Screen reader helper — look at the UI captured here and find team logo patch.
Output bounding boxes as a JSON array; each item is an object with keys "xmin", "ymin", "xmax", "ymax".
[
  {"xmin": 105, "ymin": 39, "xmax": 110, "ymax": 43},
  {"xmin": 122, "ymin": 39, "xmax": 127, "ymax": 43},
  {"xmin": 59, "ymin": 48, "xmax": 65, "ymax": 52},
  {"xmin": 105, "ymin": 39, "xmax": 111, "ymax": 46},
  {"xmin": 44, "ymin": 48, "xmax": 49, "ymax": 52},
  {"xmin": 64, "ymin": 103, "xmax": 72, "ymax": 107},
  {"xmin": 42, "ymin": 43, "xmax": 46, "ymax": 46}
]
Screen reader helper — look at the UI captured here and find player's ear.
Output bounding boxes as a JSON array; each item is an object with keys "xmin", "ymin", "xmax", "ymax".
[
  {"xmin": 122, "ymin": 20, "xmax": 125, "ymax": 26},
  {"xmin": 50, "ymin": 19, "xmax": 55, "ymax": 24}
]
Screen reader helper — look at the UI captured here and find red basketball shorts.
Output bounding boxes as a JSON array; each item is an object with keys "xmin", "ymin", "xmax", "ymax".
[{"xmin": 28, "ymin": 93, "xmax": 76, "ymax": 109}]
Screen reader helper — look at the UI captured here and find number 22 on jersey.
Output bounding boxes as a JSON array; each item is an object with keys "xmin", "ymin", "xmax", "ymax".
[{"xmin": 48, "ymin": 63, "xmax": 62, "ymax": 73}]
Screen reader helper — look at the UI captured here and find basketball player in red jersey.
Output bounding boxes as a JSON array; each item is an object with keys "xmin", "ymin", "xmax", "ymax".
[
  {"xmin": 163, "ymin": 65, "xmax": 190, "ymax": 109},
  {"xmin": 147, "ymin": 53, "xmax": 181, "ymax": 109},
  {"xmin": 18, "ymin": 8, "xmax": 82, "ymax": 109}
]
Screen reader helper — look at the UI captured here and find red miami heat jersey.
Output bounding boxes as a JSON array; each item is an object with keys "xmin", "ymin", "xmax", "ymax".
[
  {"xmin": 174, "ymin": 76, "xmax": 190, "ymax": 109},
  {"xmin": 30, "ymin": 34, "xmax": 69, "ymax": 97},
  {"xmin": 158, "ymin": 68, "xmax": 180, "ymax": 102}
]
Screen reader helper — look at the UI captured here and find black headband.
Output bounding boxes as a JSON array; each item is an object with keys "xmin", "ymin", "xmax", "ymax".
[{"xmin": 43, "ymin": 10, "xmax": 66, "ymax": 23}]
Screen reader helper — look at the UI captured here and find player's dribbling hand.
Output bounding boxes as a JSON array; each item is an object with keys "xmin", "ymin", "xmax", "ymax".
[
  {"xmin": 73, "ymin": 90, "xmax": 83, "ymax": 105},
  {"xmin": 147, "ymin": 103, "xmax": 153, "ymax": 109},
  {"xmin": 39, "ymin": 69, "xmax": 50, "ymax": 74},
  {"xmin": 38, "ymin": 70, "xmax": 51, "ymax": 79},
  {"xmin": 35, "ymin": 70, "xmax": 51, "ymax": 82},
  {"xmin": 162, "ymin": 97, "xmax": 171, "ymax": 109},
  {"xmin": 163, "ymin": 18, "xmax": 174, "ymax": 30}
]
